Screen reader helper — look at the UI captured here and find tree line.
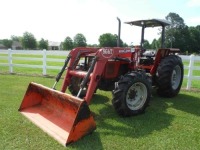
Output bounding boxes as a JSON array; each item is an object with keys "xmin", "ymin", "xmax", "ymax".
[
  {"xmin": 143, "ymin": 12, "xmax": 200, "ymax": 54},
  {"xmin": 0, "ymin": 33, "xmax": 48, "ymax": 50},
  {"xmin": 0, "ymin": 12, "xmax": 199, "ymax": 53},
  {"xmin": 0, "ymin": 32, "xmax": 127, "ymax": 50}
]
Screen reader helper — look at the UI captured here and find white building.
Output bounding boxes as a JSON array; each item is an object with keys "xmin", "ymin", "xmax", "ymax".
[{"xmin": 48, "ymin": 41, "xmax": 61, "ymax": 50}]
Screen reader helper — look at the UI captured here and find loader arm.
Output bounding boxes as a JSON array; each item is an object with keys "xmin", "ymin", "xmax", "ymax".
[
  {"xmin": 61, "ymin": 47, "xmax": 99, "ymax": 92},
  {"xmin": 84, "ymin": 47, "xmax": 141, "ymax": 103},
  {"xmin": 61, "ymin": 47, "xmax": 141, "ymax": 104}
]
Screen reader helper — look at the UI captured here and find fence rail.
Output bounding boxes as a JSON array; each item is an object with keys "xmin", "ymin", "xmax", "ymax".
[
  {"xmin": 0, "ymin": 49, "xmax": 200, "ymax": 90},
  {"xmin": 0, "ymin": 49, "xmax": 69, "ymax": 75},
  {"xmin": 181, "ymin": 54, "xmax": 200, "ymax": 89}
]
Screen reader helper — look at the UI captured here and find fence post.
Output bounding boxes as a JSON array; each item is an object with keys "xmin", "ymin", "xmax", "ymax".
[
  {"xmin": 8, "ymin": 48, "xmax": 13, "ymax": 73},
  {"xmin": 43, "ymin": 49, "xmax": 47, "ymax": 75},
  {"xmin": 187, "ymin": 54, "xmax": 194, "ymax": 90}
]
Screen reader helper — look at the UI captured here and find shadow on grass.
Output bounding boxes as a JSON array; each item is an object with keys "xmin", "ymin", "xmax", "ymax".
[
  {"xmin": 92, "ymin": 95, "xmax": 174, "ymax": 139},
  {"xmin": 90, "ymin": 91, "xmax": 200, "ymax": 139},
  {"xmin": 165, "ymin": 93, "xmax": 200, "ymax": 116},
  {"xmin": 67, "ymin": 91, "xmax": 200, "ymax": 148},
  {"xmin": 68, "ymin": 132, "xmax": 103, "ymax": 150},
  {"xmin": 91, "ymin": 93, "xmax": 110, "ymax": 104}
]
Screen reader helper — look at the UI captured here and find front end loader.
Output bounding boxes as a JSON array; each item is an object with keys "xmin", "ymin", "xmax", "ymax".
[
  {"xmin": 19, "ymin": 48, "xmax": 99, "ymax": 146},
  {"xmin": 19, "ymin": 83, "xmax": 96, "ymax": 146},
  {"xmin": 19, "ymin": 18, "xmax": 184, "ymax": 146}
]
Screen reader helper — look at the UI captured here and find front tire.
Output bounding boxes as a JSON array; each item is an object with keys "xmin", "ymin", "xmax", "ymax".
[
  {"xmin": 156, "ymin": 55, "xmax": 183, "ymax": 97},
  {"xmin": 112, "ymin": 71, "xmax": 151, "ymax": 117},
  {"xmin": 68, "ymin": 76, "xmax": 87, "ymax": 97}
]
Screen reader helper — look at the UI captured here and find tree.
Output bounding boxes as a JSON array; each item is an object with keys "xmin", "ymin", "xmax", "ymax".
[
  {"xmin": 114, "ymin": 34, "xmax": 124, "ymax": 47},
  {"xmin": 165, "ymin": 12, "xmax": 189, "ymax": 52},
  {"xmin": 73, "ymin": 33, "xmax": 87, "ymax": 47},
  {"xmin": 87, "ymin": 44, "xmax": 98, "ymax": 47},
  {"xmin": 38, "ymin": 38, "xmax": 48, "ymax": 50},
  {"xmin": 21, "ymin": 32, "xmax": 37, "ymax": 49},
  {"xmin": 63, "ymin": 36, "xmax": 73, "ymax": 50},
  {"xmin": 123, "ymin": 42, "xmax": 128, "ymax": 47},
  {"xmin": 98, "ymin": 33, "xmax": 117, "ymax": 47},
  {"xmin": 151, "ymin": 39, "xmax": 160, "ymax": 49},
  {"xmin": 99, "ymin": 33, "xmax": 115, "ymax": 47},
  {"xmin": 143, "ymin": 40, "xmax": 151, "ymax": 49},
  {"xmin": 11, "ymin": 35, "xmax": 22, "ymax": 42},
  {"xmin": 151, "ymin": 12, "xmax": 200, "ymax": 53},
  {"xmin": 2, "ymin": 39, "xmax": 12, "ymax": 48},
  {"xmin": 188, "ymin": 26, "xmax": 200, "ymax": 53},
  {"xmin": 166, "ymin": 12, "xmax": 186, "ymax": 29},
  {"xmin": 99, "ymin": 33, "xmax": 124, "ymax": 47}
]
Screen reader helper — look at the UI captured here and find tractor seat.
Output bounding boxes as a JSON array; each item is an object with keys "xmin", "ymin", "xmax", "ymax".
[{"xmin": 142, "ymin": 50, "xmax": 156, "ymax": 57}]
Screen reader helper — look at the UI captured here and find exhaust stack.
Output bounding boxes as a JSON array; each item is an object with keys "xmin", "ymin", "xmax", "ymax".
[{"xmin": 117, "ymin": 17, "xmax": 121, "ymax": 47}]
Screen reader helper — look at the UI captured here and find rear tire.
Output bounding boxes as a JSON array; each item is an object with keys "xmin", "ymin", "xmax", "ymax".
[
  {"xmin": 156, "ymin": 55, "xmax": 183, "ymax": 97},
  {"xmin": 112, "ymin": 71, "xmax": 151, "ymax": 117}
]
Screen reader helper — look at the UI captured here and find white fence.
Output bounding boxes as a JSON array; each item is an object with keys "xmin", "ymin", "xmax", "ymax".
[
  {"xmin": 0, "ymin": 49, "xmax": 69, "ymax": 75},
  {"xmin": 181, "ymin": 55, "xmax": 200, "ymax": 89},
  {"xmin": 0, "ymin": 49, "xmax": 200, "ymax": 90}
]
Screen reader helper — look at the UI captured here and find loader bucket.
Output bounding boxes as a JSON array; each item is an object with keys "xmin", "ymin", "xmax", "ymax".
[{"xmin": 19, "ymin": 82, "xmax": 96, "ymax": 146}]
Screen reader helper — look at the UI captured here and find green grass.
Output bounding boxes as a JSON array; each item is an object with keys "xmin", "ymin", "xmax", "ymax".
[{"xmin": 0, "ymin": 74, "xmax": 200, "ymax": 149}]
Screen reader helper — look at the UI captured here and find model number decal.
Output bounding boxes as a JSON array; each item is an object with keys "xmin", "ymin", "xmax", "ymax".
[
  {"xmin": 119, "ymin": 49, "xmax": 131, "ymax": 53},
  {"xmin": 101, "ymin": 48, "xmax": 113, "ymax": 58}
]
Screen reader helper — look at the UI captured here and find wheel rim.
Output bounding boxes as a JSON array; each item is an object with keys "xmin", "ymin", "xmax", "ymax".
[
  {"xmin": 171, "ymin": 65, "xmax": 182, "ymax": 90},
  {"xmin": 126, "ymin": 82, "xmax": 147, "ymax": 110}
]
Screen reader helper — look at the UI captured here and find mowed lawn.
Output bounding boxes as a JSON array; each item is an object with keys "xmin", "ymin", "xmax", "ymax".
[
  {"xmin": 0, "ymin": 74, "xmax": 200, "ymax": 150},
  {"xmin": 0, "ymin": 53, "xmax": 200, "ymax": 149}
]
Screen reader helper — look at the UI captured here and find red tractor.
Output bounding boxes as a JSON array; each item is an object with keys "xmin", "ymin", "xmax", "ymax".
[
  {"xmin": 19, "ymin": 18, "xmax": 183, "ymax": 146},
  {"xmin": 60, "ymin": 18, "xmax": 183, "ymax": 115}
]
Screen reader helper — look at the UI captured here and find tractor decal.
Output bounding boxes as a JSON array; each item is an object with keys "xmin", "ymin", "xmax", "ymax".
[{"xmin": 101, "ymin": 48, "xmax": 113, "ymax": 58}]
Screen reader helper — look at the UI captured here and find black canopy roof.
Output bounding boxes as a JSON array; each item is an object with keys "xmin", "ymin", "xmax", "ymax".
[{"xmin": 125, "ymin": 19, "xmax": 171, "ymax": 27}]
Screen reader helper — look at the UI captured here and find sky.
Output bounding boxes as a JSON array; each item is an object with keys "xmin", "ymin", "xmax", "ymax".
[{"xmin": 0, "ymin": 0, "xmax": 200, "ymax": 45}]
